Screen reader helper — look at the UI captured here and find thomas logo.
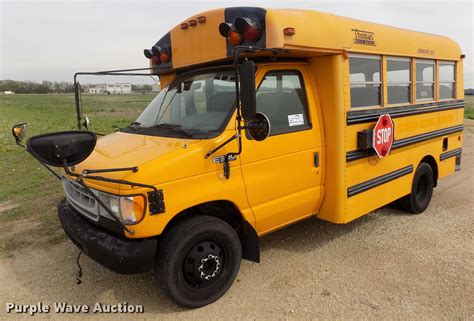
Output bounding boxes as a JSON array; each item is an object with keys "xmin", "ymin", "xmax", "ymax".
[{"xmin": 352, "ymin": 28, "xmax": 376, "ymax": 46}]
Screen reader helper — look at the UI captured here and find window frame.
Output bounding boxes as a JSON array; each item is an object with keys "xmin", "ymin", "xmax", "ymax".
[
  {"xmin": 415, "ymin": 58, "xmax": 435, "ymax": 102},
  {"xmin": 349, "ymin": 53, "xmax": 383, "ymax": 109},
  {"xmin": 438, "ymin": 60, "xmax": 456, "ymax": 101},
  {"xmin": 251, "ymin": 69, "xmax": 312, "ymax": 138}
]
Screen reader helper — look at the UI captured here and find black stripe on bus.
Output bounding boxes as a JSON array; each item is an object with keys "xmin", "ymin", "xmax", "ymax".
[
  {"xmin": 347, "ymin": 165, "xmax": 414, "ymax": 197},
  {"xmin": 346, "ymin": 124, "xmax": 464, "ymax": 162},
  {"xmin": 346, "ymin": 100, "xmax": 464, "ymax": 125},
  {"xmin": 440, "ymin": 148, "xmax": 462, "ymax": 161}
]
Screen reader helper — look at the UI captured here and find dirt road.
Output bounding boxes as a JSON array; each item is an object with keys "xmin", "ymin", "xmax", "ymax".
[{"xmin": 1, "ymin": 121, "xmax": 473, "ymax": 320}]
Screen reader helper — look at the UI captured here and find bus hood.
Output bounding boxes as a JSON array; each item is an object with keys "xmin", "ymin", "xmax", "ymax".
[
  {"xmin": 71, "ymin": 131, "xmax": 195, "ymax": 178},
  {"xmin": 69, "ymin": 130, "xmax": 234, "ymax": 192}
]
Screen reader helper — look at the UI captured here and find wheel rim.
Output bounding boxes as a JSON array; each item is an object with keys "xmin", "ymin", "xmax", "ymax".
[
  {"xmin": 415, "ymin": 174, "xmax": 429, "ymax": 203},
  {"xmin": 183, "ymin": 240, "xmax": 224, "ymax": 288}
]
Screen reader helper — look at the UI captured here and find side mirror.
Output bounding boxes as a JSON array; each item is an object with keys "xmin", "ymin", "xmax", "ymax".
[
  {"xmin": 12, "ymin": 123, "xmax": 28, "ymax": 146},
  {"xmin": 26, "ymin": 131, "xmax": 97, "ymax": 167},
  {"xmin": 239, "ymin": 60, "xmax": 256, "ymax": 120},
  {"xmin": 247, "ymin": 112, "xmax": 270, "ymax": 141},
  {"xmin": 82, "ymin": 115, "xmax": 90, "ymax": 130}
]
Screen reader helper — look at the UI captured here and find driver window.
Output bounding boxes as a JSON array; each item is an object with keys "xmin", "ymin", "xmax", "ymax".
[{"xmin": 256, "ymin": 70, "xmax": 310, "ymax": 136}]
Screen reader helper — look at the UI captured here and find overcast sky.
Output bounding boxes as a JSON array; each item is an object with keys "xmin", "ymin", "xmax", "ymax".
[{"xmin": 1, "ymin": 0, "xmax": 473, "ymax": 87}]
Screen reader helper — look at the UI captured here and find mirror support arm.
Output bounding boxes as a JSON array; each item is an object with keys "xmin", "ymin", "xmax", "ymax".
[
  {"xmin": 74, "ymin": 74, "xmax": 82, "ymax": 130},
  {"xmin": 28, "ymin": 150, "xmax": 61, "ymax": 180},
  {"xmin": 204, "ymin": 133, "xmax": 239, "ymax": 159}
]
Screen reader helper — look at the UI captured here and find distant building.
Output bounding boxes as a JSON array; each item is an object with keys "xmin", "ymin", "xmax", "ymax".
[
  {"xmin": 465, "ymin": 89, "xmax": 474, "ymax": 96},
  {"xmin": 86, "ymin": 83, "xmax": 132, "ymax": 94},
  {"xmin": 3, "ymin": 91, "xmax": 15, "ymax": 95},
  {"xmin": 152, "ymin": 83, "xmax": 161, "ymax": 92}
]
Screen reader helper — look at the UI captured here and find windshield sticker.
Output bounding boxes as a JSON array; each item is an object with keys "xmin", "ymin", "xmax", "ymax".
[{"xmin": 288, "ymin": 114, "xmax": 304, "ymax": 127}]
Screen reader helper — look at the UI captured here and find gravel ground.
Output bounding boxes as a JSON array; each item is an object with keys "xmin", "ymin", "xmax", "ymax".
[{"xmin": 1, "ymin": 121, "xmax": 473, "ymax": 320}]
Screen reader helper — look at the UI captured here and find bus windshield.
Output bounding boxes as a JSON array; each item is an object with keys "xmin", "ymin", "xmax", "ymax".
[{"xmin": 132, "ymin": 69, "xmax": 236, "ymax": 138}]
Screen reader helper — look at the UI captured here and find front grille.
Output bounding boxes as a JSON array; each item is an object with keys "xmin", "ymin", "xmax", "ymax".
[{"xmin": 62, "ymin": 177, "xmax": 100, "ymax": 222}]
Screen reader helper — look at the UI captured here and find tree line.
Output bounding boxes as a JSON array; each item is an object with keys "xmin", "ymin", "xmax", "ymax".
[{"xmin": 0, "ymin": 80, "xmax": 153, "ymax": 94}]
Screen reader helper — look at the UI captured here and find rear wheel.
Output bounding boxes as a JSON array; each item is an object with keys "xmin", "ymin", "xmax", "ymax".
[
  {"xmin": 398, "ymin": 162, "xmax": 434, "ymax": 214},
  {"xmin": 155, "ymin": 215, "xmax": 242, "ymax": 308}
]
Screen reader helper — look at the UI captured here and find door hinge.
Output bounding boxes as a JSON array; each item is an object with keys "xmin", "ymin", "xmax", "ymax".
[{"xmin": 212, "ymin": 154, "xmax": 237, "ymax": 164}]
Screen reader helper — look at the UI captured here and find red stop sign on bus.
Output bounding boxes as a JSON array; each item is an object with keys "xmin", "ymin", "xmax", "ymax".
[{"xmin": 372, "ymin": 114, "xmax": 394, "ymax": 158}]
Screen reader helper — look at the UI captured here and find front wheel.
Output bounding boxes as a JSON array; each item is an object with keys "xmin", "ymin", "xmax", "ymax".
[
  {"xmin": 398, "ymin": 162, "xmax": 434, "ymax": 214},
  {"xmin": 155, "ymin": 215, "xmax": 242, "ymax": 308}
]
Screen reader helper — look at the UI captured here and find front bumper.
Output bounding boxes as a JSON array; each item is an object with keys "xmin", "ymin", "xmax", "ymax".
[{"xmin": 58, "ymin": 199, "xmax": 157, "ymax": 274}]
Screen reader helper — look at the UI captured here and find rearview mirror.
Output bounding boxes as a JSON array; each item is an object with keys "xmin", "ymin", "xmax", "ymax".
[
  {"xmin": 239, "ymin": 60, "xmax": 256, "ymax": 120},
  {"xmin": 27, "ymin": 131, "xmax": 97, "ymax": 167},
  {"xmin": 12, "ymin": 123, "xmax": 28, "ymax": 146}
]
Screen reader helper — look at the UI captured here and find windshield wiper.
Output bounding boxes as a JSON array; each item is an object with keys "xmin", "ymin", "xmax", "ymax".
[{"xmin": 151, "ymin": 123, "xmax": 193, "ymax": 137}]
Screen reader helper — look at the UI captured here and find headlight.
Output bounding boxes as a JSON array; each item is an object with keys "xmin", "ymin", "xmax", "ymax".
[{"xmin": 99, "ymin": 193, "xmax": 146, "ymax": 225}]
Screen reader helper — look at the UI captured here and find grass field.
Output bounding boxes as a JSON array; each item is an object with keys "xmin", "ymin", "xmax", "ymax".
[
  {"xmin": 0, "ymin": 93, "xmax": 473, "ymax": 252},
  {"xmin": 0, "ymin": 93, "xmax": 155, "ymax": 251},
  {"xmin": 465, "ymin": 95, "xmax": 474, "ymax": 119}
]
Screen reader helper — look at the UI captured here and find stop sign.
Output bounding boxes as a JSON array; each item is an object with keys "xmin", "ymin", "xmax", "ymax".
[{"xmin": 372, "ymin": 114, "xmax": 394, "ymax": 158}]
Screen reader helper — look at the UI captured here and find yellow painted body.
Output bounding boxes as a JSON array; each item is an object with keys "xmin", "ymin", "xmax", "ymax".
[{"xmin": 70, "ymin": 8, "xmax": 464, "ymax": 238}]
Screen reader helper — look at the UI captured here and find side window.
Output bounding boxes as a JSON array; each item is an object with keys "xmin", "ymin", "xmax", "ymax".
[
  {"xmin": 256, "ymin": 70, "xmax": 310, "ymax": 136},
  {"xmin": 439, "ymin": 61, "xmax": 455, "ymax": 99},
  {"xmin": 387, "ymin": 57, "xmax": 411, "ymax": 104},
  {"xmin": 416, "ymin": 59, "xmax": 435, "ymax": 101},
  {"xmin": 349, "ymin": 55, "xmax": 381, "ymax": 108}
]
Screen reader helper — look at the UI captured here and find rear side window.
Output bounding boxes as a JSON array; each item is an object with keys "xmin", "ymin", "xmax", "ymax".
[
  {"xmin": 416, "ymin": 59, "xmax": 435, "ymax": 101},
  {"xmin": 256, "ymin": 71, "xmax": 310, "ymax": 136},
  {"xmin": 349, "ymin": 55, "xmax": 381, "ymax": 108},
  {"xmin": 439, "ymin": 61, "xmax": 455, "ymax": 99}
]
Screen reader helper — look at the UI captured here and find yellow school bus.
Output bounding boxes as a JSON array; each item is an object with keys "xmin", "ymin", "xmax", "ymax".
[{"xmin": 13, "ymin": 7, "xmax": 464, "ymax": 307}]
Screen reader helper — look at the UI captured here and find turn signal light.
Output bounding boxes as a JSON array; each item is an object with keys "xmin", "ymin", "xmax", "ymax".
[
  {"xmin": 228, "ymin": 29, "xmax": 243, "ymax": 46},
  {"xmin": 219, "ymin": 22, "xmax": 243, "ymax": 46},
  {"xmin": 283, "ymin": 27, "xmax": 295, "ymax": 36},
  {"xmin": 160, "ymin": 51, "xmax": 170, "ymax": 64}
]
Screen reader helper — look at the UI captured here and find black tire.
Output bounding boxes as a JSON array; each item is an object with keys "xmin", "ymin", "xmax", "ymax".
[
  {"xmin": 398, "ymin": 162, "xmax": 434, "ymax": 214},
  {"xmin": 155, "ymin": 215, "xmax": 242, "ymax": 308}
]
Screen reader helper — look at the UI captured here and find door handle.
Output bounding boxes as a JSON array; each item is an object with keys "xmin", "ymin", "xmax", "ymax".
[{"xmin": 314, "ymin": 152, "xmax": 319, "ymax": 168}]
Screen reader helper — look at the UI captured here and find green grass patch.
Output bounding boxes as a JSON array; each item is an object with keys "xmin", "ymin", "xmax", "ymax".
[{"xmin": 465, "ymin": 95, "xmax": 474, "ymax": 120}]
